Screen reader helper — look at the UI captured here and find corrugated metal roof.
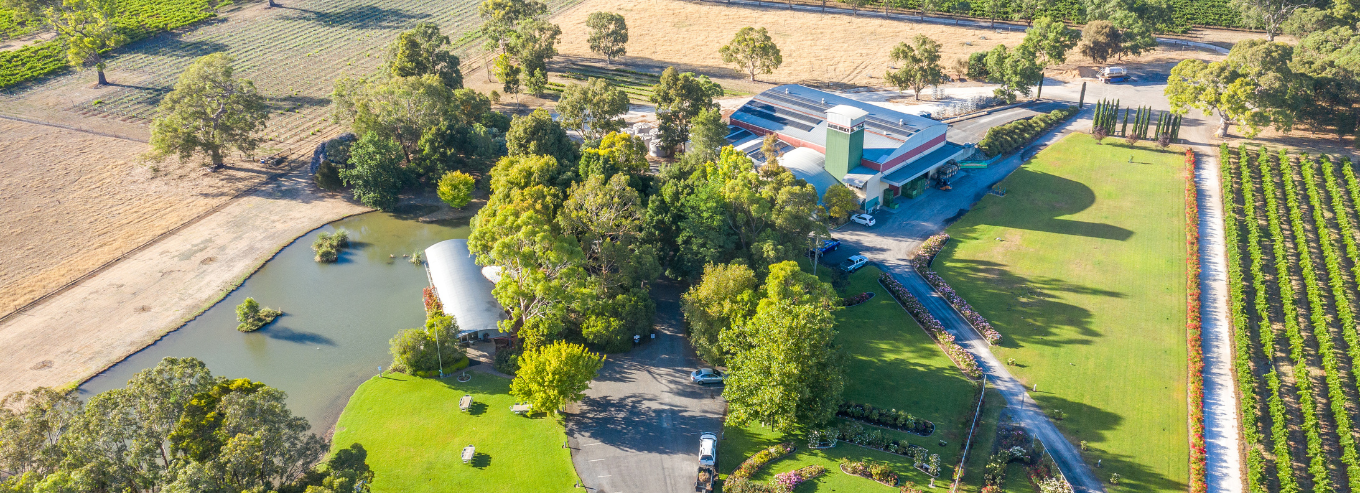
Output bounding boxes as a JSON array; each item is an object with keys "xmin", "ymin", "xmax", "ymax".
[
  {"xmin": 773, "ymin": 147, "xmax": 841, "ymax": 201},
  {"xmin": 425, "ymin": 239, "xmax": 506, "ymax": 338},
  {"xmin": 729, "ymin": 85, "xmax": 946, "ymax": 166},
  {"xmin": 881, "ymin": 142, "xmax": 968, "ymax": 186}
]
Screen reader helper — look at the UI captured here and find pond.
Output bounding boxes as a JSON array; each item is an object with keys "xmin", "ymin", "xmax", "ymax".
[{"xmin": 79, "ymin": 210, "xmax": 470, "ymax": 433}]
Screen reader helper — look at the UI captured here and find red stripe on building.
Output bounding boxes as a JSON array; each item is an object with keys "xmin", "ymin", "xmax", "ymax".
[{"xmin": 874, "ymin": 133, "xmax": 947, "ymax": 173}]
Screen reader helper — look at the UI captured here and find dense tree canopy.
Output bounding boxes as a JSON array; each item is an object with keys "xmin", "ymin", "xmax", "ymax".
[
  {"xmin": 556, "ymin": 78, "xmax": 631, "ymax": 141},
  {"xmin": 681, "ymin": 262, "xmax": 759, "ymax": 365},
  {"xmin": 0, "ymin": 358, "xmax": 366, "ymax": 493},
  {"xmin": 650, "ymin": 67, "xmax": 720, "ymax": 154}
]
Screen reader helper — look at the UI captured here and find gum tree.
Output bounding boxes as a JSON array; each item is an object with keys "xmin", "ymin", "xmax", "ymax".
[
  {"xmin": 585, "ymin": 11, "xmax": 628, "ymax": 63},
  {"xmin": 556, "ymin": 78, "xmax": 630, "ymax": 141},
  {"xmin": 720, "ymin": 27, "xmax": 783, "ymax": 81},
  {"xmin": 884, "ymin": 35, "xmax": 945, "ymax": 100},
  {"xmin": 149, "ymin": 53, "xmax": 269, "ymax": 169}
]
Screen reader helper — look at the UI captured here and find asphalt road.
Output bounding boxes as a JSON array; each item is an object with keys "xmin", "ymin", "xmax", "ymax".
[
  {"xmin": 565, "ymin": 282, "xmax": 726, "ymax": 493},
  {"xmin": 948, "ymin": 99, "xmax": 1074, "ymax": 144}
]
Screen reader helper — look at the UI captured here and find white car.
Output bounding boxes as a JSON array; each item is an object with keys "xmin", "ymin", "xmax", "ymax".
[
  {"xmin": 850, "ymin": 214, "xmax": 876, "ymax": 227},
  {"xmin": 841, "ymin": 255, "xmax": 869, "ymax": 273},
  {"xmin": 698, "ymin": 432, "xmax": 718, "ymax": 467}
]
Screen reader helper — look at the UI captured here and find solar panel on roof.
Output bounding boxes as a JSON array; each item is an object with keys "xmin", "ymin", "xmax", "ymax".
[
  {"xmin": 734, "ymin": 106, "xmax": 816, "ymax": 133},
  {"xmin": 761, "ymin": 88, "xmax": 922, "ymax": 141}
]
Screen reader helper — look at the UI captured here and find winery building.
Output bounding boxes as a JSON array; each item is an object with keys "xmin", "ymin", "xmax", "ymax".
[{"xmin": 725, "ymin": 84, "xmax": 969, "ymax": 211}]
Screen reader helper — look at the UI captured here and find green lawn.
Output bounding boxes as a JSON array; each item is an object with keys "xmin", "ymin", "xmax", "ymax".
[
  {"xmin": 933, "ymin": 133, "xmax": 1189, "ymax": 492},
  {"xmin": 330, "ymin": 372, "xmax": 579, "ymax": 492},
  {"xmin": 718, "ymin": 265, "xmax": 985, "ymax": 490}
]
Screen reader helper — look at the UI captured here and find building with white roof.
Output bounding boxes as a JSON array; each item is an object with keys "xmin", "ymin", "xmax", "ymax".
[
  {"xmin": 424, "ymin": 239, "xmax": 505, "ymax": 341},
  {"xmin": 727, "ymin": 84, "xmax": 970, "ymax": 211}
]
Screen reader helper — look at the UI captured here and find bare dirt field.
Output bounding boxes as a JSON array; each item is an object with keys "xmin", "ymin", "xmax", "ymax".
[
  {"xmin": 0, "ymin": 118, "xmax": 288, "ymax": 316},
  {"xmin": 0, "ymin": 165, "xmax": 369, "ymax": 397},
  {"xmin": 552, "ymin": 0, "xmax": 1028, "ymax": 92}
]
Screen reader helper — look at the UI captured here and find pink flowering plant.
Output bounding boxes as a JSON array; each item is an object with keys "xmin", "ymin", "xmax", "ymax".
[
  {"xmin": 772, "ymin": 465, "xmax": 826, "ymax": 491},
  {"xmin": 911, "ymin": 234, "xmax": 1003, "ymax": 345}
]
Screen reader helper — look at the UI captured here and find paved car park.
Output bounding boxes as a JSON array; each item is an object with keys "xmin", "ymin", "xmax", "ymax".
[{"xmin": 566, "ymin": 282, "xmax": 726, "ymax": 493}]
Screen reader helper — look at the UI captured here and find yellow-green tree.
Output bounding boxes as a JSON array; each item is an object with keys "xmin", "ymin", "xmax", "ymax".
[
  {"xmin": 510, "ymin": 341, "xmax": 605, "ymax": 413},
  {"xmin": 437, "ymin": 170, "xmax": 476, "ymax": 208}
]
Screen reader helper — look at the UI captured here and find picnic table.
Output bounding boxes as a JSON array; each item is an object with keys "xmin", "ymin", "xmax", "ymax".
[
  {"xmin": 459, "ymin": 395, "xmax": 473, "ymax": 412},
  {"xmin": 510, "ymin": 403, "xmax": 532, "ymax": 415},
  {"xmin": 461, "ymin": 445, "xmax": 475, "ymax": 464}
]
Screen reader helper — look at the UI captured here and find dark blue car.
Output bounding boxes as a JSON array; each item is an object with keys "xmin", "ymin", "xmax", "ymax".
[{"xmin": 808, "ymin": 239, "xmax": 840, "ymax": 257}]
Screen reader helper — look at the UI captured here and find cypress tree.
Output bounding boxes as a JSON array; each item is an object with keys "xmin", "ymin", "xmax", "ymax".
[
  {"xmin": 1122, "ymin": 108, "xmax": 1130, "ymax": 136},
  {"xmin": 1079, "ymin": 82, "xmax": 1086, "ymax": 108}
]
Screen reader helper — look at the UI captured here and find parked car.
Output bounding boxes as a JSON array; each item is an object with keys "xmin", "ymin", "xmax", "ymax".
[
  {"xmin": 1099, "ymin": 66, "xmax": 1128, "ymax": 83},
  {"xmin": 841, "ymin": 255, "xmax": 869, "ymax": 273},
  {"xmin": 691, "ymin": 368, "xmax": 726, "ymax": 385},
  {"xmin": 698, "ymin": 432, "xmax": 718, "ymax": 468},
  {"xmin": 850, "ymin": 214, "xmax": 876, "ymax": 227},
  {"xmin": 808, "ymin": 239, "xmax": 840, "ymax": 257}
]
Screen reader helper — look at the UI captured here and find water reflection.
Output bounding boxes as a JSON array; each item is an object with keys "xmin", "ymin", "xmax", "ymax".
[{"xmin": 79, "ymin": 210, "xmax": 470, "ymax": 433}]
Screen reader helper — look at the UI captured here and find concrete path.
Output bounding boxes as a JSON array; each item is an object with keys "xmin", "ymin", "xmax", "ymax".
[
  {"xmin": 1187, "ymin": 131, "xmax": 1244, "ymax": 491},
  {"xmin": 565, "ymin": 282, "xmax": 726, "ymax": 493},
  {"xmin": 834, "ymin": 103, "xmax": 1105, "ymax": 492}
]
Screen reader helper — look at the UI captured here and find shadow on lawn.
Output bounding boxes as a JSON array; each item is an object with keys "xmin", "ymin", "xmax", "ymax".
[
  {"xmin": 1034, "ymin": 395, "xmax": 1186, "ymax": 493},
  {"xmin": 931, "ymin": 258, "xmax": 1121, "ymax": 349},
  {"xmin": 966, "ymin": 168, "xmax": 1134, "ymax": 241}
]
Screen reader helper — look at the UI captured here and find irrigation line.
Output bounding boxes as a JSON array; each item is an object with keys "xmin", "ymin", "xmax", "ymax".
[
  {"xmin": 951, "ymin": 375, "xmax": 988, "ymax": 493},
  {"xmin": 0, "ymin": 114, "xmax": 147, "ymax": 143}
]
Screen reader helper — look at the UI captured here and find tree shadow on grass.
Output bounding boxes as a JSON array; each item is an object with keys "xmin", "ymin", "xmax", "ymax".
[
  {"xmin": 962, "ymin": 167, "xmax": 1134, "ymax": 241},
  {"xmin": 1033, "ymin": 394, "xmax": 1186, "ymax": 493},
  {"xmin": 930, "ymin": 258, "xmax": 1122, "ymax": 349},
  {"xmin": 282, "ymin": 5, "xmax": 428, "ymax": 31}
]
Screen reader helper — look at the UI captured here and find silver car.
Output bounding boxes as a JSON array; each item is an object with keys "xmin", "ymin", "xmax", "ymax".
[{"xmin": 690, "ymin": 368, "xmax": 725, "ymax": 385}]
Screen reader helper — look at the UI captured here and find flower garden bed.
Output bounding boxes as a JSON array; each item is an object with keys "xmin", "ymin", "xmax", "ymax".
[
  {"xmin": 841, "ymin": 291, "xmax": 875, "ymax": 307},
  {"xmin": 837, "ymin": 401, "xmax": 934, "ymax": 436},
  {"xmin": 731, "ymin": 442, "xmax": 796, "ymax": 480},
  {"xmin": 839, "ymin": 459, "xmax": 900, "ymax": 487},
  {"xmin": 911, "ymin": 234, "xmax": 1002, "ymax": 345},
  {"xmin": 814, "ymin": 421, "xmax": 943, "ymax": 477},
  {"xmin": 773, "ymin": 464, "xmax": 827, "ymax": 491},
  {"xmin": 878, "ymin": 273, "xmax": 982, "ymax": 378}
]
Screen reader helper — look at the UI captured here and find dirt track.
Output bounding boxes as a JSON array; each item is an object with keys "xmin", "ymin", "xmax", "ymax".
[{"xmin": 0, "ymin": 167, "xmax": 368, "ymax": 396}]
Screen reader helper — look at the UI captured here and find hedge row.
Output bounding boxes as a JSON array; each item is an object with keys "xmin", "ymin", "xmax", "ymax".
[
  {"xmin": 1259, "ymin": 145, "xmax": 1329, "ymax": 490},
  {"xmin": 978, "ymin": 106, "xmax": 1077, "ymax": 158},
  {"xmin": 1294, "ymin": 153, "xmax": 1360, "ymax": 490},
  {"xmin": 879, "ymin": 273, "xmax": 982, "ymax": 378},
  {"xmin": 1184, "ymin": 148, "xmax": 1206, "ymax": 493},
  {"xmin": 911, "ymin": 234, "xmax": 1002, "ymax": 344},
  {"xmin": 1238, "ymin": 144, "xmax": 1297, "ymax": 493},
  {"xmin": 1221, "ymin": 142, "xmax": 1268, "ymax": 493}
]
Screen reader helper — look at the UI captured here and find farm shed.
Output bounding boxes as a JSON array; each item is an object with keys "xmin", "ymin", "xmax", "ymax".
[{"xmin": 424, "ymin": 239, "xmax": 505, "ymax": 341}]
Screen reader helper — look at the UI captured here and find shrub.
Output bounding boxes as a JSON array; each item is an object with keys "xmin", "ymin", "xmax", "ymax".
[
  {"xmin": 841, "ymin": 291, "xmax": 875, "ymax": 306},
  {"xmin": 494, "ymin": 349, "xmax": 521, "ymax": 375},
  {"xmin": 978, "ymin": 106, "xmax": 1077, "ymax": 157},
  {"xmin": 311, "ymin": 229, "xmax": 351, "ymax": 263},
  {"xmin": 235, "ymin": 297, "xmax": 281, "ymax": 332},
  {"xmin": 389, "ymin": 314, "xmax": 466, "ymax": 376},
  {"xmin": 772, "ymin": 464, "xmax": 826, "ymax": 491}
]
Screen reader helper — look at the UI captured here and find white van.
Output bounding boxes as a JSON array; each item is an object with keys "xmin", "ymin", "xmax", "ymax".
[{"xmin": 698, "ymin": 432, "xmax": 717, "ymax": 467}]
